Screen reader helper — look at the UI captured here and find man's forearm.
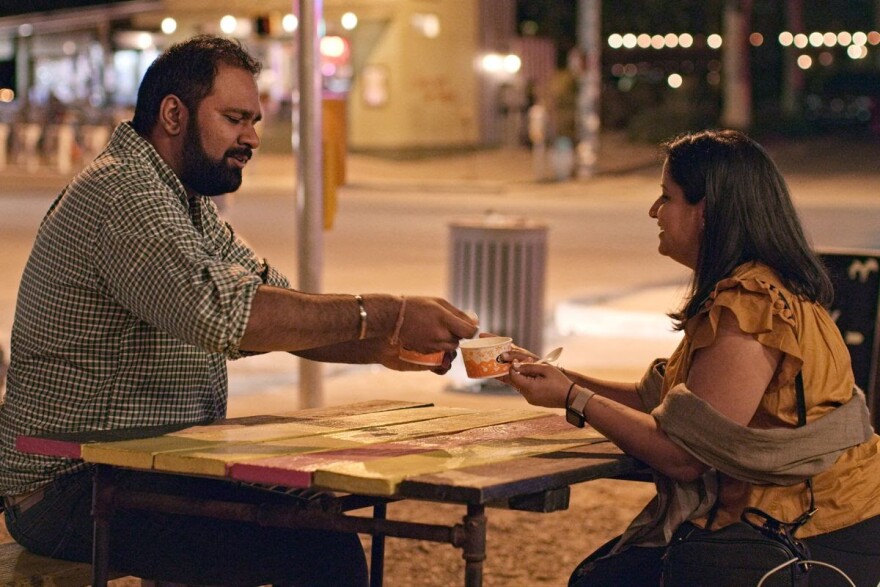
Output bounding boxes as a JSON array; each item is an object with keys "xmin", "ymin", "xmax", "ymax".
[{"xmin": 238, "ymin": 286, "xmax": 401, "ymax": 352}]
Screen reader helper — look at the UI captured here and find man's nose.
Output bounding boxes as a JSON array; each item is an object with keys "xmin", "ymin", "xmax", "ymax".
[{"xmin": 241, "ymin": 124, "xmax": 260, "ymax": 149}]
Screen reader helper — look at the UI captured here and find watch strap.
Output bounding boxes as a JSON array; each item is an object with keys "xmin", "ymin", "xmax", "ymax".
[{"xmin": 566, "ymin": 388, "xmax": 593, "ymax": 428}]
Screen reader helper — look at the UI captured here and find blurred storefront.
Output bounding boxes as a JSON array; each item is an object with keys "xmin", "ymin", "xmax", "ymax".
[{"xmin": 0, "ymin": 0, "xmax": 558, "ymax": 168}]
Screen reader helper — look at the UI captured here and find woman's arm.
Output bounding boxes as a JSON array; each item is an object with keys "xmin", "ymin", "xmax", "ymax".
[
  {"xmin": 559, "ymin": 368, "xmax": 644, "ymax": 411},
  {"xmin": 509, "ymin": 309, "xmax": 781, "ymax": 482},
  {"xmin": 499, "ymin": 348, "xmax": 643, "ymax": 410}
]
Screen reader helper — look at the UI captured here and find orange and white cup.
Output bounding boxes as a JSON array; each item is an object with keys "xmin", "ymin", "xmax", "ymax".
[
  {"xmin": 399, "ymin": 347, "xmax": 445, "ymax": 367},
  {"xmin": 460, "ymin": 336, "xmax": 513, "ymax": 379}
]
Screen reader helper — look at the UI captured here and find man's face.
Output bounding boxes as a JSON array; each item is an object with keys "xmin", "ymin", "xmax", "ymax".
[{"xmin": 180, "ymin": 64, "xmax": 262, "ymax": 196}]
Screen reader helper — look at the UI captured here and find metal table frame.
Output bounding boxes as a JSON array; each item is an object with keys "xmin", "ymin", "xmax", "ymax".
[{"xmin": 89, "ymin": 452, "xmax": 641, "ymax": 587}]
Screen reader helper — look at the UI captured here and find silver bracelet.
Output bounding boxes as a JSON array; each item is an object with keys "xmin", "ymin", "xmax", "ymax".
[{"xmin": 354, "ymin": 295, "xmax": 368, "ymax": 340}]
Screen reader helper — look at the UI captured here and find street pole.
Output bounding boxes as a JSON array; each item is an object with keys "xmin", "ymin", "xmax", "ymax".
[
  {"xmin": 295, "ymin": 0, "xmax": 324, "ymax": 407},
  {"xmin": 781, "ymin": 0, "xmax": 804, "ymax": 119},
  {"xmin": 575, "ymin": 0, "xmax": 601, "ymax": 179},
  {"xmin": 721, "ymin": 0, "xmax": 753, "ymax": 130}
]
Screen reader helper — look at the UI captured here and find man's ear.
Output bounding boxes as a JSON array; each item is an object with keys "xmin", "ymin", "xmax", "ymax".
[{"xmin": 158, "ymin": 95, "xmax": 187, "ymax": 136}]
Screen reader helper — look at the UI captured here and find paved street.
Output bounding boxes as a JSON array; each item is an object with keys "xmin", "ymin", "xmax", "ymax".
[{"xmin": 2, "ymin": 131, "xmax": 879, "ymax": 415}]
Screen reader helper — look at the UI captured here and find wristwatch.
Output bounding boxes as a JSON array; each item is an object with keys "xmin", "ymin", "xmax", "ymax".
[{"xmin": 566, "ymin": 388, "xmax": 592, "ymax": 428}]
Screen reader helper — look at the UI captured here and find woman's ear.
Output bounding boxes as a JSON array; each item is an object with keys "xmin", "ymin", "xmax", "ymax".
[{"xmin": 158, "ymin": 95, "xmax": 187, "ymax": 136}]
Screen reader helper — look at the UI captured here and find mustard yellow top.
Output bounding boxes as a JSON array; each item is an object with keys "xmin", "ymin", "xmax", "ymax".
[{"xmin": 663, "ymin": 262, "xmax": 880, "ymax": 537}]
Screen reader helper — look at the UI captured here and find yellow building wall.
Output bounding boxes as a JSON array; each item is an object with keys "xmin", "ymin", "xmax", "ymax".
[{"xmin": 345, "ymin": 0, "xmax": 480, "ymax": 150}]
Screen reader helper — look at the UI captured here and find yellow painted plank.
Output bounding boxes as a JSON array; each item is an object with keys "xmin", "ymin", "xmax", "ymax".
[
  {"xmin": 164, "ymin": 420, "xmax": 337, "ymax": 443},
  {"xmin": 81, "ymin": 435, "xmax": 222, "ymax": 469},
  {"xmin": 313, "ymin": 426, "xmax": 606, "ymax": 496},
  {"xmin": 157, "ymin": 407, "xmax": 544, "ymax": 478}
]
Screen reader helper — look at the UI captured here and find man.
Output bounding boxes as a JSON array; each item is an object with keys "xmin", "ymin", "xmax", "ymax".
[{"xmin": 0, "ymin": 35, "xmax": 477, "ymax": 586}]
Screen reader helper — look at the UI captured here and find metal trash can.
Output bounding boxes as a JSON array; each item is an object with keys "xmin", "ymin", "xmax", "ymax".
[{"xmin": 449, "ymin": 214, "xmax": 548, "ymax": 358}]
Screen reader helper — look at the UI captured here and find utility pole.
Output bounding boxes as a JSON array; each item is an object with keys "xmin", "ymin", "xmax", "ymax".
[
  {"xmin": 721, "ymin": 0, "xmax": 753, "ymax": 130},
  {"xmin": 575, "ymin": 0, "xmax": 601, "ymax": 179},
  {"xmin": 781, "ymin": 0, "xmax": 804, "ymax": 119},
  {"xmin": 295, "ymin": 0, "xmax": 324, "ymax": 407}
]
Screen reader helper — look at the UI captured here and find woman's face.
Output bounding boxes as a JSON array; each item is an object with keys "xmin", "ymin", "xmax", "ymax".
[{"xmin": 648, "ymin": 161, "xmax": 705, "ymax": 269}]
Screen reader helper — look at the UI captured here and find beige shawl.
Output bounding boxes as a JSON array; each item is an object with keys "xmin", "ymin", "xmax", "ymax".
[{"xmin": 611, "ymin": 360, "xmax": 875, "ymax": 551}]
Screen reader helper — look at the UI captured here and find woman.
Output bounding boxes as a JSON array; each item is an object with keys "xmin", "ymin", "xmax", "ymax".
[{"xmin": 502, "ymin": 129, "xmax": 880, "ymax": 586}]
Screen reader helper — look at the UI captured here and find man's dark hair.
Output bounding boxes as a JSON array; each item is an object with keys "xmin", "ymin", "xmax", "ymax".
[
  {"xmin": 131, "ymin": 35, "xmax": 262, "ymax": 135},
  {"xmin": 663, "ymin": 129, "xmax": 834, "ymax": 329}
]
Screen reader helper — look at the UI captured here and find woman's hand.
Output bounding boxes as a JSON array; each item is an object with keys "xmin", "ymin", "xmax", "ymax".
[{"xmin": 508, "ymin": 361, "xmax": 573, "ymax": 409}]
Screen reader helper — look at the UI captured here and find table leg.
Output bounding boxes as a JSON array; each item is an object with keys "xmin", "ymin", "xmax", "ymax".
[
  {"xmin": 370, "ymin": 502, "xmax": 387, "ymax": 587},
  {"xmin": 462, "ymin": 504, "xmax": 486, "ymax": 587},
  {"xmin": 91, "ymin": 466, "xmax": 113, "ymax": 587}
]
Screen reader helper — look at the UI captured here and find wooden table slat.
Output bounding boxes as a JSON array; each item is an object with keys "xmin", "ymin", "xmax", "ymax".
[
  {"xmin": 399, "ymin": 440, "xmax": 642, "ymax": 504},
  {"xmin": 204, "ymin": 400, "xmax": 434, "ymax": 427}
]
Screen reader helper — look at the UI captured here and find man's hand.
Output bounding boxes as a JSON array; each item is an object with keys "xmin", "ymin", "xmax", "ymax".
[
  {"xmin": 397, "ymin": 297, "xmax": 479, "ymax": 354},
  {"xmin": 380, "ymin": 346, "xmax": 457, "ymax": 375}
]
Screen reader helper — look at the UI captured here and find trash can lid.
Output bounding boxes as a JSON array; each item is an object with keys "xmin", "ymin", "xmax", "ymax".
[{"xmin": 450, "ymin": 213, "xmax": 547, "ymax": 231}]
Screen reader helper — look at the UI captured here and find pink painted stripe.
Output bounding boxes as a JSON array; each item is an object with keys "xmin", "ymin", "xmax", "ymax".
[{"xmin": 16, "ymin": 436, "xmax": 82, "ymax": 459}]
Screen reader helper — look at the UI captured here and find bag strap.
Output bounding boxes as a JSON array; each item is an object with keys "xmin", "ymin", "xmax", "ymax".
[
  {"xmin": 775, "ymin": 288, "xmax": 817, "ymax": 531},
  {"xmin": 790, "ymin": 370, "xmax": 817, "ymax": 531}
]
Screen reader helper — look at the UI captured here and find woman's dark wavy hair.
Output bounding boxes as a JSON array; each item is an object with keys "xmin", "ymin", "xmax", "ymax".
[
  {"xmin": 664, "ymin": 129, "xmax": 833, "ymax": 330},
  {"xmin": 131, "ymin": 35, "xmax": 261, "ymax": 135}
]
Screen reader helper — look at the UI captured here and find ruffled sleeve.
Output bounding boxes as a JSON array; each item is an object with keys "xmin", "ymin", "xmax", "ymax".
[{"xmin": 686, "ymin": 270, "xmax": 804, "ymax": 392}]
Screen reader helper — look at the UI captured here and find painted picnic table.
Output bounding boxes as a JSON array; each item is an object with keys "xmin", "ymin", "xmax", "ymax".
[{"xmin": 17, "ymin": 399, "xmax": 643, "ymax": 587}]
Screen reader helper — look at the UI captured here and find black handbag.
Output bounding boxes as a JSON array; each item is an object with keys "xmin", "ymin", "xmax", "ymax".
[
  {"xmin": 662, "ymin": 508, "xmax": 812, "ymax": 587},
  {"xmin": 662, "ymin": 371, "xmax": 815, "ymax": 587}
]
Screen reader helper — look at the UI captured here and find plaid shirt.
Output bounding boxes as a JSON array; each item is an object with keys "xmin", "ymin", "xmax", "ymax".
[{"xmin": 0, "ymin": 123, "xmax": 289, "ymax": 495}]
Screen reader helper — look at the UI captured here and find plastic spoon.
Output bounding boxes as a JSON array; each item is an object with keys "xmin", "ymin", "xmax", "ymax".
[{"xmin": 534, "ymin": 346, "xmax": 563, "ymax": 365}]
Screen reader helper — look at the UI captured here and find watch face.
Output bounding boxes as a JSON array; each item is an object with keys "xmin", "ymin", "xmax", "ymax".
[{"xmin": 566, "ymin": 407, "xmax": 585, "ymax": 428}]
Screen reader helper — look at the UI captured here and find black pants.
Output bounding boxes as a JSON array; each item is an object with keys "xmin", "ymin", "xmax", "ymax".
[
  {"xmin": 4, "ymin": 467, "xmax": 368, "ymax": 587},
  {"xmin": 568, "ymin": 515, "xmax": 880, "ymax": 587}
]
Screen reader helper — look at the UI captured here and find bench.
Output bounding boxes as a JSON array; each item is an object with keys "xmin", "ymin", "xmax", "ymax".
[{"xmin": 0, "ymin": 541, "xmax": 129, "ymax": 587}]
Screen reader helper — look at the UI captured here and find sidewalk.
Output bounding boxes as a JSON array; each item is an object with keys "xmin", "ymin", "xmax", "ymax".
[{"xmin": 244, "ymin": 130, "xmax": 662, "ymax": 194}]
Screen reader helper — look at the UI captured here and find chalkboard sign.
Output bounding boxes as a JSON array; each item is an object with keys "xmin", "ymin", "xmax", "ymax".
[{"xmin": 818, "ymin": 248, "xmax": 880, "ymax": 431}]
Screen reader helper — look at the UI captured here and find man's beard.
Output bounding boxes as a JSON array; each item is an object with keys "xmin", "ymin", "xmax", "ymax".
[{"xmin": 180, "ymin": 119, "xmax": 252, "ymax": 197}]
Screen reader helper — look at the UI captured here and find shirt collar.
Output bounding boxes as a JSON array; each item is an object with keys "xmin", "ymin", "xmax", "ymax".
[{"xmin": 110, "ymin": 122, "xmax": 192, "ymax": 209}]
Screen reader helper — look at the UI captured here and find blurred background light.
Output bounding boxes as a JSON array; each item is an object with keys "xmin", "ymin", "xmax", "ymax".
[
  {"xmin": 161, "ymin": 17, "xmax": 177, "ymax": 35},
  {"xmin": 220, "ymin": 15, "xmax": 237, "ymax": 35},
  {"xmin": 282, "ymin": 14, "xmax": 298, "ymax": 33},
  {"xmin": 341, "ymin": 12, "xmax": 358, "ymax": 31}
]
